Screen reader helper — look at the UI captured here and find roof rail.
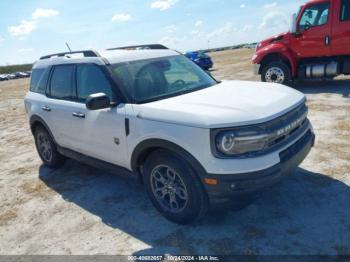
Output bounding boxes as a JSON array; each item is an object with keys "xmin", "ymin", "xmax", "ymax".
[
  {"xmin": 40, "ymin": 50, "xmax": 100, "ymax": 60},
  {"xmin": 107, "ymin": 44, "xmax": 169, "ymax": 51}
]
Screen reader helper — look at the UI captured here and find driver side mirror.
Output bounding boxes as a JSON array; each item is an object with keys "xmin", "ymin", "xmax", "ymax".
[
  {"xmin": 86, "ymin": 93, "xmax": 111, "ymax": 110},
  {"xmin": 304, "ymin": 24, "xmax": 311, "ymax": 31}
]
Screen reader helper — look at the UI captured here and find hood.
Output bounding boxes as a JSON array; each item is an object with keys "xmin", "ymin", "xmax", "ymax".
[
  {"xmin": 132, "ymin": 81, "xmax": 305, "ymax": 129},
  {"xmin": 256, "ymin": 32, "xmax": 291, "ymax": 51}
]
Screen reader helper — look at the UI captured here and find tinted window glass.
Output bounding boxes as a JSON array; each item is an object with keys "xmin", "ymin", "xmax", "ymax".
[
  {"xmin": 110, "ymin": 56, "xmax": 216, "ymax": 103},
  {"xmin": 341, "ymin": 0, "xmax": 350, "ymax": 21},
  {"xmin": 50, "ymin": 65, "xmax": 75, "ymax": 99},
  {"xmin": 299, "ymin": 3, "xmax": 329, "ymax": 30},
  {"xmin": 30, "ymin": 68, "xmax": 50, "ymax": 94},
  {"xmin": 76, "ymin": 64, "xmax": 113, "ymax": 100}
]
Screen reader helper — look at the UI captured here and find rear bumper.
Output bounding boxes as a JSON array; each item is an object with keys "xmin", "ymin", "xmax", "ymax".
[
  {"xmin": 204, "ymin": 130, "xmax": 315, "ymax": 204},
  {"xmin": 253, "ymin": 64, "xmax": 261, "ymax": 75}
]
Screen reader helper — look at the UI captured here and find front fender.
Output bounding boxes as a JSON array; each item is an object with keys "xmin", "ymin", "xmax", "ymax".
[{"xmin": 253, "ymin": 44, "xmax": 297, "ymax": 77}]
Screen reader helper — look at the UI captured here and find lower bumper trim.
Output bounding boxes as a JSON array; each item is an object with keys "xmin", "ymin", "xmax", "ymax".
[{"xmin": 205, "ymin": 130, "xmax": 315, "ymax": 202}]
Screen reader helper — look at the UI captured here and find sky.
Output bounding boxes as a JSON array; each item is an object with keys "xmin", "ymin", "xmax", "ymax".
[{"xmin": 0, "ymin": 0, "xmax": 305, "ymax": 65}]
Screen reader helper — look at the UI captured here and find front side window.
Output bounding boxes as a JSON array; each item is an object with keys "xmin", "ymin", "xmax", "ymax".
[
  {"xmin": 50, "ymin": 65, "xmax": 75, "ymax": 100},
  {"xmin": 299, "ymin": 3, "xmax": 329, "ymax": 31},
  {"xmin": 76, "ymin": 64, "xmax": 113, "ymax": 101},
  {"xmin": 110, "ymin": 55, "xmax": 217, "ymax": 103},
  {"xmin": 341, "ymin": 0, "xmax": 350, "ymax": 21}
]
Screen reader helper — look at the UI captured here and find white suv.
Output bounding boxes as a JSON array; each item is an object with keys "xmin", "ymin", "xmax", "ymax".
[{"xmin": 24, "ymin": 45, "xmax": 315, "ymax": 224}]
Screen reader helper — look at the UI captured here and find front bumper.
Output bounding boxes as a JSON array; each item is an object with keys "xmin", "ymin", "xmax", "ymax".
[
  {"xmin": 204, "ymin": 129, "xmax": 315, "ymax": 204},
  {"xmin": 253, "ymin": 64, "xmax": 261, "ymax": 75}
]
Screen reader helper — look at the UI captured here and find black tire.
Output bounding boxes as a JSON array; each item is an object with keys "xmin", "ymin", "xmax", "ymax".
[
  {"xmin": 143, "ymin": 150, "xmax": 208, "ymax": 224},
  {"xmin": 261, "ymin": 61, "xmax": 292, "ymax": 86},
  {"xmin": 34, "ymin": 126, "xmax": 65, "ymax": 168}
]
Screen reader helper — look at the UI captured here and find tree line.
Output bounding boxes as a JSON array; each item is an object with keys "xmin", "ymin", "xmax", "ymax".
[{"xmin": 0, "ymin": 64, "xmax": 33, "ymax": 74}]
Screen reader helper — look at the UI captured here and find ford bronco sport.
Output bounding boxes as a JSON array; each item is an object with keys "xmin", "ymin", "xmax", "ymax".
[{"xmin": 25, "ymin": 45, "xmax": 315, "ymax": 224}]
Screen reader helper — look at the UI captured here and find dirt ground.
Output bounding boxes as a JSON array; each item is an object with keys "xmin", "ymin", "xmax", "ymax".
[{"xmin": 0, "ymin": 49, "xmax": 349, "ymax": 256}]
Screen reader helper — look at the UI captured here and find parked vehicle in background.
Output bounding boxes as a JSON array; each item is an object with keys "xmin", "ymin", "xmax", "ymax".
[
  {"xmin": 25, "ymin": 45, "xmax": 314, "ymax": 224},
  {"xmin": 253, "ymin": 0, "xmax": 350, "ymax": 86},
  {"xmin": 0, "ymin": 71, "xmax": 31, "ymax": 81},
  {"xmin": 0, "ymin": 74, "xmax": 9, "ymax": 81},
  {"xmin": 7, "ymin": 74, "xmax": 16, "ymax": 80},
  {"xmin": 185, "ymin": 51, "xmax": 213, "ymax": 70},
  {"xmin": 14, "ymin": 72, "xmax": 28, "ymax": 78}
]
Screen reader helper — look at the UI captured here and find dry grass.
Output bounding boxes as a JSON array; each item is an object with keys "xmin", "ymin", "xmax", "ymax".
[
  {"xmin": 19, "ymin": 180, "xmax": 56, "ymax": 199},
  {"xmin": 0, "ymin": 208, "xmax": 18, "ymax": 226}
]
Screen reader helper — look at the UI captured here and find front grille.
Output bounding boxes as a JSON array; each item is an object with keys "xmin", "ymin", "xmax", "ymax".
[
  {"xmin": 257, "ymin": 102, "xmax": 309, "ymax": 156},
  {"xmin": 210, "ymin": 102, "xmax": 310, "ymax": 159},
  {"xmin": 238, "ymin": 102, "xmax": 309, "ymax": 158}
]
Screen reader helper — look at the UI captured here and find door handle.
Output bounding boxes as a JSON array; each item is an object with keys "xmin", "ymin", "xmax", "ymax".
[
  {"xmin": 325, "ymin": 35, "xmax": 331, "ymax": 46},
  {"xmin": 41, "ymin": 106, "xmax": 51, "ymax": 112},
  {"xmin": 72, "ymin": 112, "xmax": 85, "ymax": 118}
]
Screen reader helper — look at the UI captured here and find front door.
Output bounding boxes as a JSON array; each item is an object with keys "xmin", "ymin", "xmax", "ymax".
[
  {"xmin": 70, "ymin": 63, "xmax": 128, "ymax": 167},
  {"xmin": 291, "ymin": 1, "xmax": 332, "ymax": 58}
]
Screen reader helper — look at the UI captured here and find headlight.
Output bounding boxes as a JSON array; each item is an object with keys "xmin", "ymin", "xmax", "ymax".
[{"xmin": 216, "ymin": 131, "xmax": 268, "ymax": 156}]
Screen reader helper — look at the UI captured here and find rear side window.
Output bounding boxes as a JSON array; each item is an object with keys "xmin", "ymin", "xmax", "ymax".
[
  {"xmin": 30, "ymin": 68, "xmax": 49, "ymax": 94},
  {"xmin": 50, "ymin": 65, "xmax": 75, "ymax": 100},
  {"xmin": 341, "ymin": 0, "xmax": 350, "ymax": 21},
  {"xmin": 76, "ymin": 64, "xmax": 113, "ymax": 101}
]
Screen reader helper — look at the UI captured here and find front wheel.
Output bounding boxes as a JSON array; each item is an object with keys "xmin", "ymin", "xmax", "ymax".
[
  {"xmin": 143, "ymin": 150, "xmax": 208, "ymax": 224},
  {"xmin": 261, "ymin": 62, "xmax": 292, "ymax": 86}
]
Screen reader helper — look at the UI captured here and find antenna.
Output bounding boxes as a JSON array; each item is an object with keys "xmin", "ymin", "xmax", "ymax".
[{"xmin": 65, "ymin": 42, "xmax": 72, "ymax": 52}]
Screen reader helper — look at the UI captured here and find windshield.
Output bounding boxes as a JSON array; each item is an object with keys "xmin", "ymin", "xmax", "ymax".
[{"xmin": 109, "ymin": 55, "xmax": 217, "ymax": 103}]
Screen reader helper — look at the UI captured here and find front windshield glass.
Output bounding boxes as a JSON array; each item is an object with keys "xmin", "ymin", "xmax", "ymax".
[{"xmin": 109, "ymin": 55, "xmax": 217, "ymax": 103}]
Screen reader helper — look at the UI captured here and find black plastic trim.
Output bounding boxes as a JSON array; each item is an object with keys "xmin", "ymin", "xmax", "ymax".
[
  {"xmin": 29, "ymin": 115, "xmax": 57, "ymax": 144},
  {"xmin": 40, "ymin": 50, "xmax": 100, "ymax": 60},
  {"xmin": 125, "ymin": 118, "xmax": 130, "ymax": 136},
  {"xmin": 107, "ymin": 44, "xmax": 168, "ymax": 51},
  {"xmin": 57, "ymin": 146, "xmax": 135, "ymax": 177},
  {"xmin": 130, "ymin": 139, "xmax": 207, "ymax": 177}
]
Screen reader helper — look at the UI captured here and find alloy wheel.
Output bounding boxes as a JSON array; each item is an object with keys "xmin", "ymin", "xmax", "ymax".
[{"xmin": 150, "ymin": 165, "xmax": 189, "ymax": 213}]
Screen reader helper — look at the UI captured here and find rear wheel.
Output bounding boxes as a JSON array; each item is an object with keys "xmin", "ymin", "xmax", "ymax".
[
  {"xmin": 262, "ymin": 62, "xmax": 292, "ymax": 86},
  {"xmin": 143, "ymin": 150, "xmax": 208, "ymax": 224},
  {"xmin": 34, "ymin": 126, "xmax": 65, "ymax": 168}
]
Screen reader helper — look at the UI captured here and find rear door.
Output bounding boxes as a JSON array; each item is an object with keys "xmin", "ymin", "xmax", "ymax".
[
  {"xmin": 45, "ymin": 64, "xmax": 79, "ymax": 149},
  {"xmin": 331, "ymin": 0, "xmax": 350, "ymax": 55},
  {"xmin": 291, "ymin": 2, "xmax": 332, "ymax": 58}
]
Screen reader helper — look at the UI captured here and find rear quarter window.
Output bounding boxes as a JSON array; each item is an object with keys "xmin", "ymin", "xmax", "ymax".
[{"xmin": 30, "ymin": 68, "xmax": 50, "ymax": 94}]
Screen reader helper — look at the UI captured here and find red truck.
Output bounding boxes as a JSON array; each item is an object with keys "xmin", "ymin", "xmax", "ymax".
[{"xmin": 252, "ymin": 0, "xmax": 350, "ymax": 85}]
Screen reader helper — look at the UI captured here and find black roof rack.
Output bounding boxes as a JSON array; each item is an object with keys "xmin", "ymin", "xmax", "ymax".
[
  {"xmin": 107, "ymin": 44, "xmax": 169, "ymax": 51},
  {"xmin": 40, "ymin": 50, "xmax": 100, "ymax": 60}
]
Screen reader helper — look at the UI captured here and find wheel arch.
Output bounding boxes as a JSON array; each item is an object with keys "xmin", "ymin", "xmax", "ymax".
[
  {"xmin": 29, "ymin": 115, "xmax": 57, "ymax": 145},
  {"xmin": 130, "ymin": 139, "xmax": 207, "ymax": 178},
  {"xmin": 259, "ymin": 49, "xmax": 297, "ymax": 77}
]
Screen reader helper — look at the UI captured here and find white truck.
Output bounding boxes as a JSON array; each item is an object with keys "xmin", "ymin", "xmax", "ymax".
[{"xmin": 24, "ymin": 45, "xmax": 315, "ymax": 224}]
